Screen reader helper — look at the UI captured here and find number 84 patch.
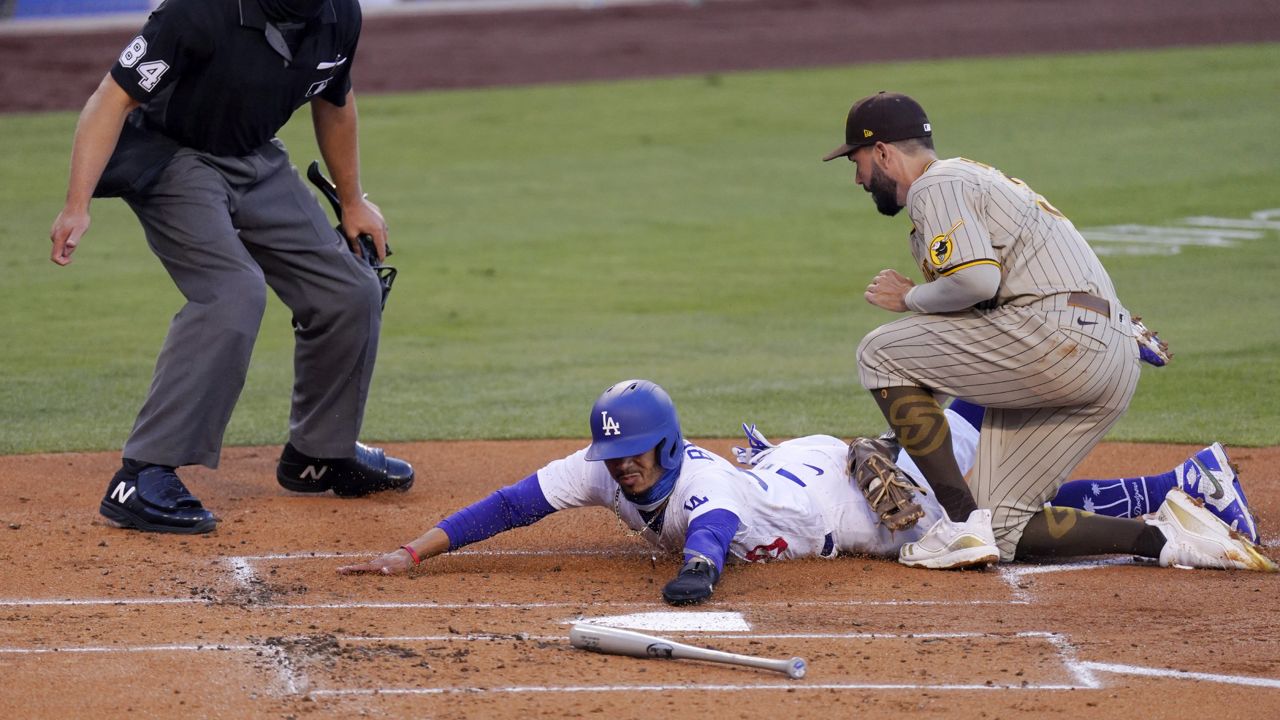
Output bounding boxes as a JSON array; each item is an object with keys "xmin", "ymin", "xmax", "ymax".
[{"xmin": 118, "ymin": 35, "xmax": 170, "ymax": 92}]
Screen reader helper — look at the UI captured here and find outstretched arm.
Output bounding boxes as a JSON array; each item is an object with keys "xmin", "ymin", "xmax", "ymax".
[
  {"xmin": 337, "ymin": 473, "xmax": 556, "ymax": 575},
  {"xmin": 661, "ymin": 508, "xmax": 739, "ymax": 605}
]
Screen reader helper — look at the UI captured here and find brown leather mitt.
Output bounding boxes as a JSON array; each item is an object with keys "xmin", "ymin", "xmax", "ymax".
[{"xmin": 848, "ymin": 434, "xmax": 925, "ymax": 531}]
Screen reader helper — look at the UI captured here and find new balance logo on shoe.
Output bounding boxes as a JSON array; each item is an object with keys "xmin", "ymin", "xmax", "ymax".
[
  {"xmin": 300, "ymin": 465, "xmax": 329, "ymax": 481},
  {"xmin": 109, "ymin": 481, "xmax": 136, "ymax": 505}
]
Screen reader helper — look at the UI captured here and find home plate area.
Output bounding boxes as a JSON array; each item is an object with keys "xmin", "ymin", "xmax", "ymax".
[{"xmin": 5, "ymin": 547, "xmax": 1278, "ymax": 719}]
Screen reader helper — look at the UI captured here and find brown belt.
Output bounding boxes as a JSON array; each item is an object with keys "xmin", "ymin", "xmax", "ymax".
[{"xmin": 1067, "ymin": 292, "xmax": 1110, "ymax": 316}]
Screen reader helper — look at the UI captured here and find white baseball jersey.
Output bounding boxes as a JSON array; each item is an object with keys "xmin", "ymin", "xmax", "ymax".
[{"xmin": 535, "ymin": 410, "xmax": 978, "ymax": 561}]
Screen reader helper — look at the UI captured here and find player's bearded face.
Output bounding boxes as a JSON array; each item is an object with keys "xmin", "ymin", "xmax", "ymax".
[
  {"xmin": 867, "ymin": 161, "xmax": 903, "ymax": 217},
  {"xmin": 604, "ymin": 449, "xmax": 664, "ymax": 495}
]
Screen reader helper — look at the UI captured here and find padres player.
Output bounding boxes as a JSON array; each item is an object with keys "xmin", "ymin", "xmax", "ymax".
[
  {"xmin": 49, "ymin": 0, "xmax": 412, "ymax": 535},
  {"xmin": 824, "ymin": 91, "xmax": 1160, "ymax": 569},
  {"xmin": 338, "ymin": 381, "xmax": 1272, "ymax": 604}
]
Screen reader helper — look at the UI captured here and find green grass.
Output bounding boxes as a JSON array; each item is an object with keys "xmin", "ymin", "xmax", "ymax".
[{"xmin": 3, "ymin": 43, "xmax": 1279, "ymax": 453}]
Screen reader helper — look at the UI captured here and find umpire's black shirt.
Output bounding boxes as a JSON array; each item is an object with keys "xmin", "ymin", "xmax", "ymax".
[{"xmin": 109, "ymin": 0, "xmax": 360, "ymax": 157}]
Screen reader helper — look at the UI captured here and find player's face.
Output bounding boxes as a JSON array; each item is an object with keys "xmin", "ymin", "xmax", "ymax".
[
  {"xmin": 604, "ymin": 447, "xmax": 664, "ymax": 495},
  {"xmin": 850, "ymin": 146, "xmax": 904, "ymax": 217}
]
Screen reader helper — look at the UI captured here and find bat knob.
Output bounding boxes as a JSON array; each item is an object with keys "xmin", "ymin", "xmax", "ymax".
[{"xmin": 787, "ymin": 657, "xmax": 807, "ymax": 679}]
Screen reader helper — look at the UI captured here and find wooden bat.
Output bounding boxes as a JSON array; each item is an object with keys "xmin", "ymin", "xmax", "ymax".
[{"xmin": 569, "ymin": 623, "xmax": 807, "ymax": 679}]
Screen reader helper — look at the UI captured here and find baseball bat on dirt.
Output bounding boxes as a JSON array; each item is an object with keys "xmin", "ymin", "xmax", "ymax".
[{"xmin": 569, "ymin": 623, "xmax": 807, "ymax": 679}]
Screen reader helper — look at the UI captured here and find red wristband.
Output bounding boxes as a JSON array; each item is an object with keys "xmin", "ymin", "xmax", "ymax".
[{"xmin": 401, "ymin": 544, "xmax": 421, "ymax": 566}]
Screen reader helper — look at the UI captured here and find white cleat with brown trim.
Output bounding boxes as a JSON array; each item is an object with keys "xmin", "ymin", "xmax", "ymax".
[
  {"xmin": 1150, "ymin": 489, "xmax": 1276, "ymax": 572},
  {"xmin": 898, "ymin": 508, "xmax": 1000, "ymax": 570}
]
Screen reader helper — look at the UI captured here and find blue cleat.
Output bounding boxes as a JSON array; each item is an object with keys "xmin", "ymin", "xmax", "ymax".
[{"xmin": 1177, "ymin": 443, "xmax": 1259, "ymax": 544}]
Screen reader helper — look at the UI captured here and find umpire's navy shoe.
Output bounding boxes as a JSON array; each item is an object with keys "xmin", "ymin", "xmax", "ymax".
[
  {"xmin": 99, "ymin": 461, "xmax": 217, "ymax": 534},
  {"xmin": 276, "ymin": 442, "xmax": 414, "ymax": 497}
]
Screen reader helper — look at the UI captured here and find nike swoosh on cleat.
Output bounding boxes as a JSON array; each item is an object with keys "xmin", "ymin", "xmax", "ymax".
[
  {"xmin": 1075, "ymin": 318, "xmax": 1098, "ymax": 327},
  {"xmin": 1193, "ymin": 459, "xmax": 1226, "ymax": 500}
]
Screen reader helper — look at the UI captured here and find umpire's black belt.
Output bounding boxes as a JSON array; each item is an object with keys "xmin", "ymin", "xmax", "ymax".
[{"xmin": 1067, "ymin": 292, "xmax": 1110, "ymax": 316}]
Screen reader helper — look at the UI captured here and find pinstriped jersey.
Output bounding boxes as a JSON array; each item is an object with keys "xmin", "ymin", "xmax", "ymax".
[{"xmin": 905, "ymin": 157, "xmax": 1119, "ymax": 308}]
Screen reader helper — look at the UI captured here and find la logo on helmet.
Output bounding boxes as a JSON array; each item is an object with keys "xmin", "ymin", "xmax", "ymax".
[{"xmin": 600, "ymin": 411, "xmax": 622, "ymax": 437}]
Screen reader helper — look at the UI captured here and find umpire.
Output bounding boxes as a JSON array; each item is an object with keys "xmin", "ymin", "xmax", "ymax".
[{"xmin": 49, "ymin": 0, "xmax": 413, "ymax": 535}]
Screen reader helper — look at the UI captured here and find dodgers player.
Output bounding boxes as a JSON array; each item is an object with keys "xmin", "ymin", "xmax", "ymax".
[
  {"xmin": 339, "ymin": 380, "xmax": 958, "ymax": 603},
  {"xmin": 338, "ymin": 381, "xmax": 1272, "ymax": 603}
]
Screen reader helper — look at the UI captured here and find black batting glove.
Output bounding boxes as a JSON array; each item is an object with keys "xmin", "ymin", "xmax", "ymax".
[{"xmin": 662, "ymin": 557, "xmax": 720, "ymax": 606}]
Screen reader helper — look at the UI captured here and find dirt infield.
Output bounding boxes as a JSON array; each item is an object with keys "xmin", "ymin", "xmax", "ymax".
[
  {"xmin": 4, "ymin": 1, "xmax": 1280, "ymax": 717},
  {"xmin": 1, "ymin": 440, "xmax": 1279, "ymax": 718}
]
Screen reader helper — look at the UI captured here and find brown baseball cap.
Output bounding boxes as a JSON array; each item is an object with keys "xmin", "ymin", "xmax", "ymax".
[{"xmin": 821, "ymin": 92, "xmax": 932, "ymax": 162}]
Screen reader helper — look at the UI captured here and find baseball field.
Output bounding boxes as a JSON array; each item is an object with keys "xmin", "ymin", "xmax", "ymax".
[{"xmin": 1, "ymin": 1, "xmax": 1279, "ymax": 717}]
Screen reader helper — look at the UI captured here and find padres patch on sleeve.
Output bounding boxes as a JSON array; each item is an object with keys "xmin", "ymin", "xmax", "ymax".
[{"xmin": 928, "ymin": 219, "xmax": 964, "ymax": 266}]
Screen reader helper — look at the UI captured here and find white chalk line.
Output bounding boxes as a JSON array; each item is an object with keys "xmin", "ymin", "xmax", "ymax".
[
  {"xmin": 307, "ymin": 682, "xmax": 1087, "ymax": 696},
  {"xmin": 0, "ymin": 598, "xmax": 201, "ymax": 607},
  {"xmin": 1043, "ymin": 631, "xmax": 1101, "ymax": 689},
  {"xmin": 0, "ymin": 640, "xmax": 309, "ymax": 696},
  {"xmin": 336, "ymin": 631, "xmax": 1002, "ymax": 643},
  {"xmin": 259, "ymin": 644, "xmax": 309, "ymax": 696},
  {"xmin": 0, "ymin": 643, "xmax": 254, "ymax": 654},
  {"xmin": 230, "ymin": 549, "xmax": 654, "ymax": 561},
  {"xmin": 2, "ymin": 550, "xmax": 1141, "ymax": 610},
  {"xmin": 1079, "ymin": 662, "xmax": 1280, "ymax": 689},
  {"xmin": 227, "ymin": 556, "xmax": 257, "ymax": 589},
  {"xmin": 999, "ymin": 557, "xmax": 1140, "ymax": 602},
  {"xmin": 0, "ymin": 594, "xmax": 1024, "ymax": 604},
  {"xmin": 7, "ymin": 633, "xmax": 1275, "ymax": 692},
  {"xmin": 0, "ymin": 631, "xmax": 1012, "ymax": 654},
  {"xmin": 269, "ymin": 599, "xmax": 1026, "ymax": 610}
]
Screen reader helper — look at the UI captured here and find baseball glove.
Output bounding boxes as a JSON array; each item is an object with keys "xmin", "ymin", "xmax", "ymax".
[{"xmin": 848, "ymin": 433, "xmax": 925, "ymax": 532}]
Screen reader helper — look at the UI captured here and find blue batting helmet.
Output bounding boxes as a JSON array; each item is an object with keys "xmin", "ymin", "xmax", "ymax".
[{"xmin": 584, "ymin": 379, "xmax": 683, "ymax": 470}]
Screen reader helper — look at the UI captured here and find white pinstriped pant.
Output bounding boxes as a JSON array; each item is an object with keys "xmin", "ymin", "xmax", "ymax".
[{"xmin": 857, "ymin": 294, "xmax": 1142, "ymax": 559}]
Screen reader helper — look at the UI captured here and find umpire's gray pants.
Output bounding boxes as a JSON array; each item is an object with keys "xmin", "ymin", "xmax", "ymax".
[{"xmin": 121, "ymin": 139, "xmax": 382, "ymax": 468}]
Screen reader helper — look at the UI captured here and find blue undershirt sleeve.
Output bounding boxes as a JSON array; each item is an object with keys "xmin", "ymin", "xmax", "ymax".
[
  {"xmin": 435, "ymin": 473, "xmax": 556, "ymax": 551},
  {"xmin": 683, "ymin": 508, "xmax": 740, "ymax": 575}
]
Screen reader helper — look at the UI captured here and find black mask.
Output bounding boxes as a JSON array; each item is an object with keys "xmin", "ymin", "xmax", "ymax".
[{"xmin": 259, "ymin": 0, "xmax": 326, "ymax": 22}]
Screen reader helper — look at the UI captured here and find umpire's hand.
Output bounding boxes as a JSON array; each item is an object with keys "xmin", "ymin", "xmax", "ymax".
[
  {"xmin": 50, "ymin": 208, "xmax": 91, "ymax": 266},
  {"xmin": 340, "ymin": 196, "xmax": 389, "ymax": 262}
]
